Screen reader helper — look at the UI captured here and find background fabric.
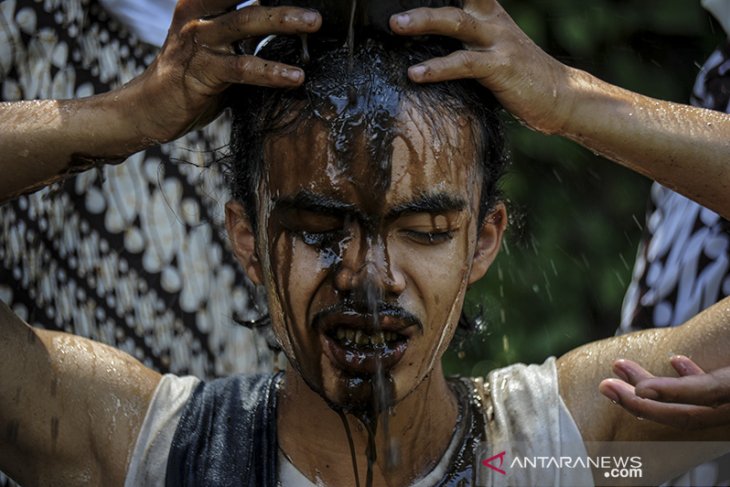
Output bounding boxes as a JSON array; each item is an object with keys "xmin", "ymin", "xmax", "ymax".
[
  {"xmin": 619, "ymin": 38, "xmax": 730, "ymax": 487},
  {"xmin": 0, "ymin": 1, "xmax": 273, "ymax": 484}
]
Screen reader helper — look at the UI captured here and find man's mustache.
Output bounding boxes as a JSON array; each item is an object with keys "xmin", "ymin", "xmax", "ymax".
[{"xmin": 313, "ymin": 299, "xmax": 423, "ymax": 332}]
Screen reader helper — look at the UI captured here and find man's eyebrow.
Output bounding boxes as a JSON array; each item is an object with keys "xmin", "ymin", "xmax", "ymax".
[
  {"xmin": 387, "ymin": 192, "xmax": 468, "ymax": 219},
  {"xmin": 273, "ymin": 190, "xmax": 359, "ymax": 217}
]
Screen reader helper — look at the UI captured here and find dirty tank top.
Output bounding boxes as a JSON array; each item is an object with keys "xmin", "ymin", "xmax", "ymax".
[{"xmin": 125, "ymin": 358, "xmax": 591, "ymax": 486}]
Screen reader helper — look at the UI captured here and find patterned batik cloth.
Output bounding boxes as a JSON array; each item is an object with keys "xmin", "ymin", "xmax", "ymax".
[
  {"xmin": 619, "ymin": 40, "xmax": 730, "ymax": 487},
  {"xmin": 620, "ymin": 40, "xmax": 730, "ymax": 333},
  {"xmin": 0, "ymin": 1, "xmax": 272, "ymax": 393},
  {"xmin": 0, "ymin": 2, "xmax": 271, "ymax": 485}
]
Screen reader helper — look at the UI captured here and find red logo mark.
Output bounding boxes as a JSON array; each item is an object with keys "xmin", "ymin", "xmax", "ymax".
[{"xmin": 482, "ymin": 451, "xmax": 507, "ymax": 475}]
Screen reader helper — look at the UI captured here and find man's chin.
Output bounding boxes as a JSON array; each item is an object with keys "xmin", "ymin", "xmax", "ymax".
[{"xmin": 319, "ymin": 370, "xmax": 397, "ymax": 415}]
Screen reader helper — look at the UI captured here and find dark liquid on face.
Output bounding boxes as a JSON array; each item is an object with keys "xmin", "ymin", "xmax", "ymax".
[
  {"xmin": 271, "ymin": 5, "xmax": 483, "ymax": 482},
  {"xmin": 335, "ymin": 254, "xmax": 399, "ymax": 487},
  {"xmin": 332, "ymin": 9, "xmax": 401, "ymax": 485},
  {"xmin": 335, "ymin": 377, "xmax": 397, "ymax": 487}
]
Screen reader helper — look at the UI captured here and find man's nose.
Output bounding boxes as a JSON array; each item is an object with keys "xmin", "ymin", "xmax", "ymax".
[{"xmin": 333, "ymin": 233, "xmax": 406, "ymax": 297}]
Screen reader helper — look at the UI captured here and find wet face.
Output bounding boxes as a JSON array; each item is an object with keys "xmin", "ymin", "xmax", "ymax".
[{"xmin": 228, "ymin": 103, "xmax": 504, "ymax": 410}]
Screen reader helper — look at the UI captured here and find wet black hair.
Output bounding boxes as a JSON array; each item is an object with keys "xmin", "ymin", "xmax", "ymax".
[
  {"xmin": 228, "ymin": 34, "xmax": 507, "ymax": 226},
  {"xmin": 226, "ymin": 34, "xmax": 509, "ymax": 331}
]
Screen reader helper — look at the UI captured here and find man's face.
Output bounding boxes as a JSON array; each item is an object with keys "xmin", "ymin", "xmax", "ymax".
[{"xmin": 233, "ymin": 105, "xmax": 503, "ymax": 409}]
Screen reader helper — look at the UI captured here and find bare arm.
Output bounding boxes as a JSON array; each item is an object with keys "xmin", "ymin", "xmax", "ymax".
[
  {"xmin": 557, "ymin": 297, "xmax": 730, "ymax": 482},
  {"xmin": 0, "ymin": 0, "xmax": 321, "ymax": 203},
  {"xmin": 559, "ymin": 73, "xmax": 730, "ymax": 218},
  {"xmin": 0, "ymin": 301, "xmax": 161, "ymax": 486},
  {"xmin": 0, "ymin": 95, "xmax": 155, "ymax": 203},
  {"xmin": 0, "ymin": 2, "xmax": 323, "ymax": 483},
  {"xmin": 390, "ymin": 0, "xmax": 730, "ymax": 220}
]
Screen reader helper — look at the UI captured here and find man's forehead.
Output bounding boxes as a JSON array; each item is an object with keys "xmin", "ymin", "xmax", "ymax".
[{"xmin": 263, "ymin": 110, "xmax": 480, "ymax": 201}]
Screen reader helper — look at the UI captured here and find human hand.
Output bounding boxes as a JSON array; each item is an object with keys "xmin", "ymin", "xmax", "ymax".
[
  {"xmin": 122, "ymin": 0, "xmax": 321, "ymax": 143},
  {"xmin": 599, "ymin": 356, "xmax": 730, "ymax": 429},
  {"xmin": 389, "ymin": 0, "xmax": 575, "ymax": 134}
]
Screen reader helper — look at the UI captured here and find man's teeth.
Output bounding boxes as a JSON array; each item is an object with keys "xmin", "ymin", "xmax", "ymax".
[{"xmin": 334, "ymin": 328, "xmax": 399, "ymax": 346}]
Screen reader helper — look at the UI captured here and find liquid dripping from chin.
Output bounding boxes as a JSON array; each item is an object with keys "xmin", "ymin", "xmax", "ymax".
[
  {"xmin": 349, "ymin": 375, "xmax": 395, "ymax": 487},
  {"xmin": 336, "ymin": 409, "xmax": 361, "ymax": 487},
  {"xmin": 334, "ymin": 375, "xmax": 395, "ymax": 487},
  {"xmin": 334, "ymin": 235, "xmax": 399, "ymax": 487}
]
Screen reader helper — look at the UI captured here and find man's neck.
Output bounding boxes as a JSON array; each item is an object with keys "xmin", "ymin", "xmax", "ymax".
[{"xmin": 277, "ymin": 364, "xmax": 459, "ymax": 486}]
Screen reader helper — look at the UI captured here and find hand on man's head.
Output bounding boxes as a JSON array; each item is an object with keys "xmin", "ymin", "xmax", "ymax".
[
  {"xmin": 123, "ymin": 0, "xmax": 321, "ymax": 144},
  {"xmin": 389, "ymin": 0, "xmax": 575, "ymax": 135}
]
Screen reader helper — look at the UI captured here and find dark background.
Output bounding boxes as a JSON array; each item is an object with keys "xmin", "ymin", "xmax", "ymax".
[{"xmin": 443, "ymin": 0, "xmax": 725, "ymax": 376}]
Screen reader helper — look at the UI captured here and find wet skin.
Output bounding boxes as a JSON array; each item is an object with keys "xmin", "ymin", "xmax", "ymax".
[{"xmin": 226, "ymin": 103, "xmax": 506, "ymax": 484}]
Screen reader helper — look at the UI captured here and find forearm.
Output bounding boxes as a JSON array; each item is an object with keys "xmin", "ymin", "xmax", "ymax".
[
  {"xmin": 0, "ymin": 89, "xmax": 157, "ymax": 203},
  {"xmin": 393, "ymin": 4, "xmax": 730, "ymax": 219},
  {"xmin": 560, "ymin": 68, "xmax": 730, "ymax": 219},
  {"xmin": 558, "ymin": 306, "xmax": 730, "ymax": 483},
  {"xmin": 560, "ymin": 297, "xmax": 730, "ymax": 440}
]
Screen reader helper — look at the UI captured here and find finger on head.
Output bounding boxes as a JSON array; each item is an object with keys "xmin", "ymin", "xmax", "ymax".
[
  {"xmin": 228, "ymin": 54, "xmax": 304, "ymax": 87},
  {"xmin": 194, "ymin": 5, "xmax": 320, "ymax": 47},
  {"xmin": 390, "ymin": 7, "xmax": 485, "ymax": 45},
  {"xmin": 408, "ymin": 50, "xmax": 486, "ymax": 84},
  {"xmin": 194, "ymin": 51, "xmax": 304, "ymax": 90}
]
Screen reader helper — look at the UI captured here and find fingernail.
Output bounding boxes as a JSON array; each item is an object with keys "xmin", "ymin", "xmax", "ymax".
[
  {"xmin": 394, "ymin": 13, "xmax": 411, "ymax": 28},
  {"xmin": 283, "ymin": 69, "xmax": 302, "ymax": 82},
  {"xmin": 410, "ymin": 65, "xmax": 426, "ymax": 79},
  {"xmin": 303, "ymin": 11, "xmax": 319, "ymax": 25}
]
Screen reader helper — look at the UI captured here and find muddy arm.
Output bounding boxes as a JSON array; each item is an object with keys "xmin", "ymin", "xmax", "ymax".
[
  {"xmin": 0, "ymin": 0, "xmax": 320, "ymax": 204},
  {"xmin": 0, "ymin": 95, "xmax": 159, "ymax": 204},
  {"xmin": 0, "ymin": 302, "xmax": 161, "ymax": 486},
  {"xmin": 555, "ymin": 74, "xmax": 730, "ymax": 221}
]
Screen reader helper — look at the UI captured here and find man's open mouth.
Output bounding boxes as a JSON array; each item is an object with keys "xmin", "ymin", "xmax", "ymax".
[
  {"xmin": 329, "ymin": 327, "xmax": 406, "ymax": 348},
  {"xmin": 315, "ymin": 303, "xmax": 421, "ymax": 376},
  {"xmin": 323, "ymin": 326, "xmax": 410, "ymax": 375}
]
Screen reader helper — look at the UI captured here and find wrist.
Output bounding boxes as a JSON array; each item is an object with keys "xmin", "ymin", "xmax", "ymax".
[
  {"xmin": 544, "ymin": 66, "xmax": 593, "ymax": 137},
  {"xmin": 114, "ymin": 58, "xmax": 219, "ymax": 146},
  {"xmin": 108, "ymin": 76, "xmax": 175, "ymax": 150}
]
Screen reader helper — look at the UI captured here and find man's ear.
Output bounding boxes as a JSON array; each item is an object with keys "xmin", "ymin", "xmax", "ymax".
[
  {"xmin": 468, "ymin": 203, "xmax": 507, "ymax": 285},
  {"xmin": 225, "ymin": 201, "xmax": 264, "ymax": 286}
]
